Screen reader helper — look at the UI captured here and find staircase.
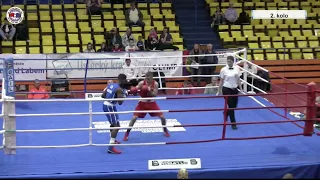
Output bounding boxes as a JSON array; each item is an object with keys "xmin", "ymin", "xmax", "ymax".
[{"xmin": 172, "ymin": 0, "xmax": 222, "ymax": 50}]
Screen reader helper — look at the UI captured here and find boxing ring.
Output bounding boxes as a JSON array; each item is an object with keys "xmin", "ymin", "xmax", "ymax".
[{"xmin": 1, "ymin": 49, "xmax": 320, "ymax": 179}]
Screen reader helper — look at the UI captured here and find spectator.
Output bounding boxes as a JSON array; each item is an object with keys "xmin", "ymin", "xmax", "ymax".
[
  {"xmin": 236, "ymin": 9, "xmax": 250, "ymax": 25},
  {"xmin": 224, "ymin": 2, "xmax": 238, "ymax": 24},
  {"xmin": 28, "ymin": 79, "xmax": 50, "ymax": 99},
  {"xmin": 107, "ymin": 28, "xmax": 123, "ymax": 49},
  {"xmin": 282, "ymin": 173, "xmax": 294, "ymax": 179},
  {"xmin": 187, "ymin": 44, "xmax": 203, "ymax": 86},
  {"xmin": 83, "ymin": 42, "xmax": 95, "ymax": 53},
  {"xmin": 137, "ymin": 36, "xmax": 145, "ymax": 51},
  {"xmin": 203, "ymin": 44, "xmax": 218, "ymax": 83},
  {"xmin": 0, "ymin": 18, "xmax": 16, "ymax": 41},
  {"xmin": 176, "ymin": 80, "xmax": 195, "ymax": 95},
  {"xmin": 125, "ymin": 1, "xmax": 145, "ymax": 28},
  {"xmin": 177, "ymin": 168, "xmax": 188, "ymax": 179},
  {"xmin": 122, "ymin": 27, "xmax": 136, "ymax": 48},
  {"xmin": 159, "ymin": 27, "xmax": 178, "ymax": 50},
  {"xmin": 108, "ymin": 80, "xmax": 113, "ymax": 84},
  {"xmin": 147, "ymin": 28, "xmax": 159, "ymax": 50},
  {"xmin": 211, "ymin": 6, "xmax": 225, "ymax": 32},
  {"xmin": 112, "ymin": 44, "xmax": 123, "ymax": 52},
  {"xmin": 204, "ymin": 76, "xmax": 219, "ymax": 94},
  {"xmin": 122, "ymin": 59, "xmax": 139, "ymax": 87},
  {"xmin": 87, "ymin": 0, "xmax": 102, "ymax": 15},
  {"xmin": 246, "ymin": 63, "xmax": 257, "ymax": 91},
  {"xmin": 97, "ymin": 42, "xmax": 108, "ymax": 52},
  {"xmin": 125, "ymin": 38, "xmax": 139, "ymax": 51}
]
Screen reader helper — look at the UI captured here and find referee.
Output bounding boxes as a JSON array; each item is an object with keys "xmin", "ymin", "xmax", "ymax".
[{"xmin": 218, "ymin": 56, "xmax": 242, "ymax": 130}]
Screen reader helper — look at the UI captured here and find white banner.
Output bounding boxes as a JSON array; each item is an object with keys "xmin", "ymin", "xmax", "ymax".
[
  {"xmin": 46, "ymin": 51, "xmax": 183, "ymax": 79},
  {"xmin": 148, "ymin": 158, "xmax": 201, "ymax": 170},
  {"xmin": 0, "ymin": 54, "xmax": 47, "ymax": 80}
]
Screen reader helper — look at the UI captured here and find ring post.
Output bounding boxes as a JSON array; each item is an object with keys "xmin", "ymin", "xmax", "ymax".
[
  {"xmin": 304, "ymin": 82, "xmax": 316, "ymax": 136},
  {"xmin": 89, "ymin": 100, "xmax": 93, "ymax": 145},
  {"xmin": 83, "ymin": 59, "xmax": 89, "ymax": 94},
  {"xmin": 222, "ymin": 96, "xmax": 228, "ymax": 139},
  {"xmin": 3, "ymin": 57, "xmax": 16, "ymax": 155},
  {"xmin": 242, "ymin": 48, "xmax": 248, "ymax": 93},
  {"xmin": 156, "ymin": 64, "xmax": 163, "ymax": 89}
]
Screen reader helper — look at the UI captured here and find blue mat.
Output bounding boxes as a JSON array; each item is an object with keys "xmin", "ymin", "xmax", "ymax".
[{"xmin": 1, "ymin": 95, "xmax": 320, "ymax": 179}]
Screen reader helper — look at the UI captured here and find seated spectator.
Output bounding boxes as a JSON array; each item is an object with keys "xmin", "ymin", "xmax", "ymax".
[
  {"xmin": 176, "ymin": 80, "xmax": 195, "ymax": 95},
  {"xmin": 246, "ymin": 63, "xmax": 257, "ymax": 91},
  {"xmin": 137, "ymin": 36, "xmax": 145, "ymax": 51},
  {"xmin": 112, "ymin": 43, "xmax": 123, "ymax": 52},
  {"xmin": 203, "ymin": 44, "xmax": 218, "ymax": 84},
  {"xmin": 87, "ymin": 0, "xmax": 102, "ymax": 15},
  {"xmin": 125, "ymin": 38, "xmax": 139, "ymax": 51},
  {"xmin": 177, "ymin": 168, "xmax": 188, "ymax": 179},
  {"xmin": 159, "ymin": 27, "xmax": 178, "ymax": 50},
  {"xmin": 0, "ymin": 18, "xmax": 16, "ymax": 41},
  {"xmin": 122, "ymin": 27, "xmax": 136, "ymax": 48},
  {"xmin": 107, "ymin": 28, "xmax": 122, "ymax": 49},
  {"xmin": 125, "ymin": 1, "xmax": 145, "ymax": 28},
  {"xmin": 211, "ymin": 6, "xmax": 225, "ymax": 32},
  {"xmin": 122, "ymin": 58, "xmax": 139, "ymax": 87},
  {"xmin": 204, "ymin": 76, "xmax": 219, "ymax": 95},
  {"xmin": 224, "ymin": 2, "xmax": 238, "ymax": 24},
  {"xmin": 28, "ymin": 79, "xmax": 50, "ymax": 99},
  {"xmin": 236, "ymin": 9, "xmax": 250, "ymax": 25},
  {"xmin": 282, "ymin": 173, "xmax": 294, "ymax": 179},
  {"xmin": 97, "ymin": 42, "xmax": 108, "ymax": 52},
  {"xmin": 187, "ymin": 44, "xmax": 203, "ymax": 86},
  {"xmin": 147, "ymin": 28, "xmax": 159, "ymax": 50},
  {"xmin": 83, "ymin": 42, "xmax": 95, "ymax": 53}
]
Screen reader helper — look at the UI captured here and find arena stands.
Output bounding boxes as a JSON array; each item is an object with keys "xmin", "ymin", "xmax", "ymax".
[
  {"xmin": 0, "ymin": 1, "xmax": 184, "ymax": 54},
  {"xmin": 206, "ymin": 0, "xmax": 320, "ymax": 60}
]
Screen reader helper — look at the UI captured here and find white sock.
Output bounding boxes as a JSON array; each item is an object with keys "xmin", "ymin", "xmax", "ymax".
[{"xmin": 109, "ymin": 138, "xmax": 115, "ymax": 144}]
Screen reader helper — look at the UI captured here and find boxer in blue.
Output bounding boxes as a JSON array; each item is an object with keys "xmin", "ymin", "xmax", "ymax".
[{"xmin": 101, "ymin": 74, "xmax": 128, "ymax": 154}]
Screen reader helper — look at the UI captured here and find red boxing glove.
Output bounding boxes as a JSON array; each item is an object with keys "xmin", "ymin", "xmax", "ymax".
[
  {"xmin": 140, "ymin": 85, "xmax": 150, "ymax": 97},
  {"xmin": 130, "ymin": 86, "xmax": 138, "ymax": 95}
]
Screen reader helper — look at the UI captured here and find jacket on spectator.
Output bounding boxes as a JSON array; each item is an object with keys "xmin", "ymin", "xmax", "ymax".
[
  {"xmin": 125, "ymin": 8, "xmax": 143, "ymax": 24},
  {"xmin": 187, "ymin": 49, "xmax": 204, "ymax": 64},
  {"xmin": 28, "ymin": 86, "xmax": 49, "ymax": 99},
  {"xmin": 122, "ymin": 33, "xmax": 136, "ymax": 47},
  {"xmin": 203, "ymin": 50, "xmax": 218, "ymax": 65}
]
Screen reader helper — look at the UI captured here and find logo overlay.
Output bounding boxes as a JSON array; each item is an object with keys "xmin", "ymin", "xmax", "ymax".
[
  {"xmin": 92, "ymin": 119, "xmax": 186, "ymax": 133},
  {"xmin": 6, "ymin": 7, "xmax": 24, "ymax": 25},
  {"xmin": 85, "ymin": 93, "xmax": 103, "ymax": 100},
  {"xmin": 148, "ymin": 158, "xmax": 201, "ymax": 170}
]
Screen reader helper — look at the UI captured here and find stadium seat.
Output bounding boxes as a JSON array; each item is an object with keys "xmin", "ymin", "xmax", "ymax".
[{"xmin": 29, "ymin": 47, "xmax": 40, "ymax": 54}]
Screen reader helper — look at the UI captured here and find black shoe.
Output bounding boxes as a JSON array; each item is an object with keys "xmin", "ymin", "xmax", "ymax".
[{"xmin": 232, "ymin": 124, "xmax": 237, "ymax": 130}]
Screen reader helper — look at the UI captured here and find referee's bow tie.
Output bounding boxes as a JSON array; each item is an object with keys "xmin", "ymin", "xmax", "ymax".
[{"xmin": 229, "ymin": 67, "xmax": 234, "ymax": 70}]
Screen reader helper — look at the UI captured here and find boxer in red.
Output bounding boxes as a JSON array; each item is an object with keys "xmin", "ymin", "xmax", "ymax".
[{"xmin": 123, "ymin": 72, "xmax": 170, "ymax": 141}]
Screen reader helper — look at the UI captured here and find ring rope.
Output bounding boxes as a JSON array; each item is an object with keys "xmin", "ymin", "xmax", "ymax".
[
  {"xmin": 6, "ymin": 119, "xmax": 307, "ymax": 133},
  {"xmin": 9, "ymin": 105, "xmax": 308, "ymax": 117}
]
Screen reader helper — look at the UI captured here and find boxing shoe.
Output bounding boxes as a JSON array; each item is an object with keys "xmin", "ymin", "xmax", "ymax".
[
  {"xmin": 163, "ymin": 128, "xmax": 170, "ymax": 137},
  {"xmin": 108, "ymin": 146, "xmax": 122, "ymax": 154},
  {"xmin": 123, "ymin": 132, "xmax": 129, "ymax": 141}
]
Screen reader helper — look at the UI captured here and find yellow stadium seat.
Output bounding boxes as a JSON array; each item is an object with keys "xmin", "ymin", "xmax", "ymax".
[
  {"xmin": 15, "ymin": 47, "xmax": 26, "ymax": 54},
  {"xmin": 266, "ymin": 53, "xmax": 277, "ymax": 60},
  {"xmin": 65, "ymin": 12, "xmax": 76, "ymax": 20},
  {"xmin": 273, "ymin": 42, "xmax": 283, "ymax": 48},
  {"xmin": 41, "ymin": 22, "xmax": 51, "ymax": 29},
  {"xmin": 248, "ymin": 36, "xmax": 258, "ymax": 43},
  {"xmin": 273, "ymin": 20, "xmax": 283, "ymax": 25},
  {"xmin": 78, "ymin": 15, "xmax": 89, "ymax": 21},
  {"xmin": 29, "ymin": 28, "xmax": 39, "ymax": 33},
  {"xmin": 296, "ymin": 19, "xmax": 306, "ymax": 25},
  {"xmin": 52, "ymin": 13, "xmax": 64, "ymax": 21},
  {"xmin": 103, "ymin": 13, "xmax": 114, "ymax": 20},
  {"xmin": 219, "ymin": 32, "xmax": 229, "ymax": 39},
  {"xmin": 69, "ymin": 47, "xmax": 80, "ymax": 53},
  {"xmin": 81, "ymin": 34, "xmax": 92, "ymax": 44},
  {"xmin": 309, "ymin": 41, "xmax": 319, "ymax": 48},
  {"xmin": 39, "ymin": 11, "xmax": 51, "ymax": 21},
  {"xmin": 76, "ymin": 4, "xmax": 86, "ymax": 8},
  {"xmin": 16, "ymin": 41, "xmax": 26, "ymax": 46},
  {"xmin": 285, "ymin": 42, "xmax": 295, "ymax": 48},
  {"xmin": 104, "ymin": 21, "xmax": 115, "ymax": 30},
  {"xmin": 65, "ymin": 21, "xmax": 78, "ymax": 33},
  {"xmin": 53, "ymin": 22, "xmax": 65, "ymax": 33},
  {"xmin": 248, "ymin": 43, "xmax": 259, "ymax": 49},
  {"xmin": 291, "ymin": 30, "xmax": 301, "ymax": 37},
  {"xmin": 42, "ymin": 36, "xmax": 53, "ymax": 46},
  {"xmin": 56, "ymin": 46, "xmax": 67, "ymax": 53},
  {"xmin": 29, "ymin": 47, "xmax": 40, "ymax": 54},
  {"xmin": 132, "ymin": 33, "xmax": 142, "ymax": 40},
  {"xmin": 55, "ymin": 33, "xmax": 66, "ymax": 40},
  {"xmin": 279, "ymin": 31, "xmax": 290, "ymax": 37},
  {"xmin": 150, "ymin": 9, "xmax": 160, "ymax": 15},
  {"xmin": 254, "ymin": 54, "xmax": 264, "ymax": 60},
  {"xmin": 162, "ymin": 3, "xmax": 172, "ymax": 8},
  {"xmin": 102, "ymin": 3, "xmax": 111, "ymax": 8},
  {"xmin": 303, "ymin": 30, "xmax": 313, "ymax": 37},
  {"xmin": 261, "ymin": 42, "xmax": 271, "ymax": 49},
  {"xmin": 29, "ymin": 33, "xmax": 40, "ymax": 41},
  {"xmin": 52, "ymin": 5, "xmax": 62, "ymax": 9},
  {"xmin": 277, "ymin": 53, "xmax": 289, "ymax": 60},
  {"xmin": 116, "ymin": 20, "xmax": 126, "ymax": 27},
  {"xmin": 272, "ymin": 36, "xmax": 283, "ymax": 42},
  {"xmin": 94, "ymin": 35, "xmax": 105, "ymax": 44},
  {"xmin": 284, "ymin": 19, "xmax": 294, "ymax": 25},
  {"xmin": 64, "ymin": 4, "xmax": 74, "ymax": 9},
  {"xmin": 297, "ymin": 41, "xmax": 308, "ymax": 48},
  {"xmin": 132, "ymin": 26, "xmax": 142, "ymax": 32},
  {"xmin": 291, "ymin": 53, "xmax": 302, "ymax": 60},
  {"xmin": 79, "ymin": 22, "xmax": 91, "ymax": 32},
  {"xmin": 164, "ymin": 14, "xmax": 175, "ymax": 20},
  {"xmin": 113, "ymin": 4, "xmax": 124, "ymax": 9},
  {"xmin": 303, "ymin": 53, "xmax": 314, "ymax": 59},
  {"xmin": 68, "ymin": 34, "xmax": 80, "ymax": 45},
  {"xmin": 43, "ymin": 46, "xmax": 54, "ymax": 54},
  {"xmin": 29, "ymin": 41, "xmax": 40, "ymax": 46},
  {"xmin": 231, "ymin": 31, "xmax": 241, "ymax": 37}
]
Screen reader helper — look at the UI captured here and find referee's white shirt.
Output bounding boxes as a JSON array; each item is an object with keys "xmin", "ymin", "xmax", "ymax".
[
  {"xmin": 220, "ymin": 65, "xmax": 241, "ymax": 89},
  {"xmin": 122, "ymin": 64, "xmax": 139, "ymax": 79}
]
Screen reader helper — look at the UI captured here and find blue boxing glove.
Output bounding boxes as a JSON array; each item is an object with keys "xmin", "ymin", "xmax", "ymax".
[{"xmin": 122, "ymin": 89, "xmax": 128, "ymax": 97}]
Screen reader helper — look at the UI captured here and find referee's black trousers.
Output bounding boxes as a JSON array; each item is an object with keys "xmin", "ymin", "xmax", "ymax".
[{"xmin": 222, "ymin": 86, "xmax": 238, "ymax": 123}]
